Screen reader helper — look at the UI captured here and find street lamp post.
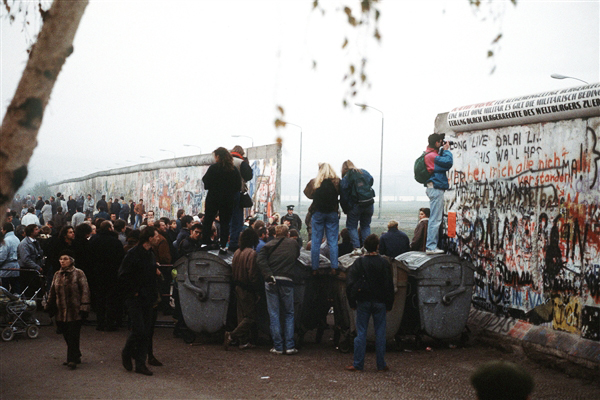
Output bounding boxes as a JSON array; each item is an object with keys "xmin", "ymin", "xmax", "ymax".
[
  {"xmin": 355, "ymin": 103, "xmax": 384, "ymax": 219},
  {"xmin": 231, "ymin": 135, "xmax": 254, "ymax": 148},
  {"xmin": 283, "ymin": 122, "xmax": 303, "ymax": 210},
  {"xmin": 183, "ymin": 144, "xmax": 202, "ymax": 154},
  {"xmin": 159, "ymin": 149, "xmax": 176, "ymax": 158},
  {"xmin": 550, "ymin": 74, "xmax": 589, "ymax": 85}
]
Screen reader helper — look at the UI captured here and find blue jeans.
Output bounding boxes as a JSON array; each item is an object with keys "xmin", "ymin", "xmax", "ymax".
[
  {"xmin": 229, "ymin": 192, "xmax": 243, "ymax": 250},
  {"xmin": 346, "ymin": 203, "xmax": 374, "ymax": 248},
  {"xmin": 353, "ymin": 301, "xmax": 387, "ymax": 370},
  {"xmin": 426, "ymin": 187, "xmax": 444, "ymax": 251},
  {"xmin": 134, "ymin": 214, "xmax": 142, "ymax": 229},
  {"xmin": 265, "ymin": 282, "xmax": 295, "ymax": 351},
  {"xmin": 311, "ymin": 211, "xmax": 339, "ymax": 270}
]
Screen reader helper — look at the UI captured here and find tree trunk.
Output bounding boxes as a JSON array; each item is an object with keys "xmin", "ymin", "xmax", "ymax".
[{"xmin": 0, "ymin": 0, "xmax": 88, "ymax": 223}]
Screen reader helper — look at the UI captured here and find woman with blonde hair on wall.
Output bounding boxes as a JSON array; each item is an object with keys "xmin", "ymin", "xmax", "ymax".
[{"xmin": 304, "ymin": 163, "xmax": 340, "ymax": 273}]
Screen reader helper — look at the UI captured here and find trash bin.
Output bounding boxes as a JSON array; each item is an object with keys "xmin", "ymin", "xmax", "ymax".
[
  {"xmin": 295, "ymin": 249, "xmax": 332, "ymax": 346},
  {"xmin": 334, "ymin": 253, "xmax": 409, "ymax": 352},
  {"xmin": 396, "ymin": 251, "xmax": 475, "ymax": 340},
  {"xmin": 175, "ymin": 250, "xmax": 233, "ymax": 334}
]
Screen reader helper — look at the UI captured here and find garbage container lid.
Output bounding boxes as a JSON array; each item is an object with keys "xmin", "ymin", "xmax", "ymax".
[
  {"xmin": 298, "ymin": 249, "xmax": 331, "ymax": 269},
  {"xmin": 395, "ymin": 251, "xmax": 457, "ymax": 270}
]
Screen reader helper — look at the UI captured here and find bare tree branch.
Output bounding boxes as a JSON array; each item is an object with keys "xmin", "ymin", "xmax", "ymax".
[{"xmin": 0, "ymin": 0, "xmax": 89, "ymax": 223}]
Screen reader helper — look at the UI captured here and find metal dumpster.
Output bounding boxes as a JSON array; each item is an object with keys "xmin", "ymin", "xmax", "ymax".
[
  {"xmin": 334, "ymin": 253, "xmax": 409, "ymax": 351},
  {"xmin": 295, "ymin": 249, "xmax": 332, "ymax": 345},
  {"xmin": 396, "ymin": 251, "xmax": 475, "ymax": 340},
  {"xmin": 174, "ymin": 250, "xmax": 233, "ymax": 334}
]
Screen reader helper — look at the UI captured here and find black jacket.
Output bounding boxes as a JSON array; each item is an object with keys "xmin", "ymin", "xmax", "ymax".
[
  {"xmin": 118, "ymin": 244, "xmax": 158, "ymax": 303},
  {"xmin": 89, "ymin": 230, "xmax": 125, "ymax": 283},
  {"xmin": 304, "ymin": 178, "xmax": 339, "ymax": 214},
  {"xmin": 202, "ymin": 163, "xmax": 241, "ymax": 205},
  {"xmin": 346, "ymin": 255, "xmax": 394, "ymax": 310},
  {"xmin": 257, "ymin": 237, "xmax": 300, "ymax": 281},
  {"xmin": 179, "ymin": 237, "xmax": 202, "ymax": 256},
  {"xmin": 67, "ymin": 199, "xmax": 77, "ymax": 215},
  {"xmin": 110, "ymin": 201, "xmax": 121, "ymax": 216},
  {"xmin": 119, "ymin": 203, "xmax": 130, "ymax": 220},
  {"xmin": 379, "ymin": 228, "xmax": 410, "ymax": 259}
]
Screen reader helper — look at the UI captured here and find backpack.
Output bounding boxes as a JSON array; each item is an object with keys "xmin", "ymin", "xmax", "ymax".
[
  {"xmin": 350, "ymin": 170, "xmax": 375, "ymax": 206},
  {"xmin": 414, "ymin": 152, "xmax": 432, "ymax": 184}
]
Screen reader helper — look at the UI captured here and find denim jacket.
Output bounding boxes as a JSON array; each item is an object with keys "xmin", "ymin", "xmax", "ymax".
[{"xmin": 0, "ymin": 232, "xmax": 20, "ymax": 278}]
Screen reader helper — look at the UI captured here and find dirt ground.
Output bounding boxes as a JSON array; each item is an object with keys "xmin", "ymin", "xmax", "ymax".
[{"xmin": 1, "ymin": 314, "xmax": 598, "ymax": 399}]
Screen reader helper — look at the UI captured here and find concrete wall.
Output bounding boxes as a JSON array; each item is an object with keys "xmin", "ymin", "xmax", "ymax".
[
  {"xmin": 49, "ymin": 144, "xmax": 282, "ymax": 221},
  {"xmin": 435, "ymin": 84, "xmax": 600, "ymax": 343}
]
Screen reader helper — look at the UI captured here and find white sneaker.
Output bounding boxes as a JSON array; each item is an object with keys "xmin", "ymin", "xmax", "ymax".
[
  {"xmin": 285, "ymin": 348, "xmax": 298, "ymax": 355},
  {"xmin": 426, "ymin": 248, "xmax": 445, "ymax": 255},
  {"xmin": 270, "ymin": 348, "xmax": 283, "ymax": 355}
]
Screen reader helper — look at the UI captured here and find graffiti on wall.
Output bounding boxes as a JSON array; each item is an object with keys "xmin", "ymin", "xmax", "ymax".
[
  {"xmin": 445, "ymin": 117, "xmax": 600, "ymax": 340},
  {"xmin": 51, "ymin": 153, "xmax": 280, "ymax": 222}
]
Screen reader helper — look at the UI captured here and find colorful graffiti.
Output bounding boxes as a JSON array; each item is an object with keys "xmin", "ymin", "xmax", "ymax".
[
  {"xmin": 445, "ymin": 117, "xmax": 600, "ymax": 340},
  {"xmin": 50, "ymin": 146, "xmax": 281, "ymax": 222}
]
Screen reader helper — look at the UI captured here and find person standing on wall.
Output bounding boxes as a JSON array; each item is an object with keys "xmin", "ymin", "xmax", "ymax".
[
  {"xmin": 201, "ymin": 147, "xmax": 241, "ymax": 253},
  {"xmin": 424, "ymin": 133, "xmax": 453, "ymax": 255},
  {"xmin": 229, "ymin": 145, "xmax": 253, "ymax": 253},
  {"xmin": 340, "ymin": 160, "xmax": 375, "ymax": 256},
  {"xmin": 304, "ymin": 163, "xmax": 341, "ymax": 274}
]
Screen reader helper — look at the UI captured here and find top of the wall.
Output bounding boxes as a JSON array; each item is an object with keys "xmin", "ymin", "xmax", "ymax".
[
  {"xmin": 50, "ymin": 143, "xmax": 281, "ymax": 186},
  {"xmin": 435, "ymin": 82, "xmax": 600, "ymax": 134}
]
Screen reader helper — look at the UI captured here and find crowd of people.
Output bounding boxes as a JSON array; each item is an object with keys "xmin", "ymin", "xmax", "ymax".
[{"xmin": 0, "ymin": 139, "xmax": 448, "ymax": 376}]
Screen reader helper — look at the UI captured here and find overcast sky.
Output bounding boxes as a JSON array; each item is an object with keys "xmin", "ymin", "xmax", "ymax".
[{"xmin": 1, "ymin": 0, "xmax": 599, "ymax": 200}]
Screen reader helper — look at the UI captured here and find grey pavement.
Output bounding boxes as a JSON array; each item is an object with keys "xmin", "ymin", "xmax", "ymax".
[{"xmin": 1, "ymin": 317, "xmax": 599, "ymax": 399}]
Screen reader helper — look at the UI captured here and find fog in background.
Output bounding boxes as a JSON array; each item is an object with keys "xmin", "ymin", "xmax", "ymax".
[{"xmin": 2, "ymin": 0, "xmax": 598, "ymax": 206}]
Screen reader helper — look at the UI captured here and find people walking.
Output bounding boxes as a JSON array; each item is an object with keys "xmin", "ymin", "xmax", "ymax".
[
  {"xmin": 41, "ymin": 200, "xmax": 53, "ymax": 225},
  {"xmin": 119, "ymin": 227, "xmax": 162, "ymax": 376},
  {"xmin": 134, "ymin": 199, "xmax": 145, "ymax": 229},
  {"xmin": 45, "ymin": 249, "xmax": 91, "ymax": 370}
]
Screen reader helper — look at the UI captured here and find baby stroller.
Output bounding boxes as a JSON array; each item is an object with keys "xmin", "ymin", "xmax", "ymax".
[{"xmin": 0, "ymin": 286, "xmax": 41, "ymax": 341}]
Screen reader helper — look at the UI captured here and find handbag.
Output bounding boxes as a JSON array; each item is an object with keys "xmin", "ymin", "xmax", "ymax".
[
  {"xmin": 240, "ymin": 191, "xmax": 253, "ymax": 208},
  {"xmin": 237, "ymin": 164, "xmax": 253, "ymax": 209}
]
